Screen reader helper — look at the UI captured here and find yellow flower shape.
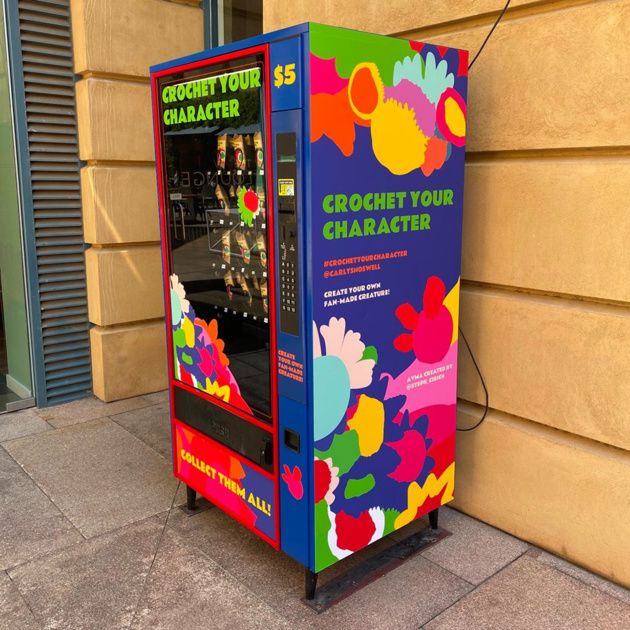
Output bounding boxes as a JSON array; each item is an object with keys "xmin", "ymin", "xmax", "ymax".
[
  {"xmin": 348, "ymin": 62, "xmax": 429, "ymax": 175},
  {"xmin": 347, "ymin": 394, "xmax": 385, "ymax": 457}
]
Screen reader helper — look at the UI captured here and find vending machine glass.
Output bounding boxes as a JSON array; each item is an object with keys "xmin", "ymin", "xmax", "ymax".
[{"xmin": 151, "ymin": 23, "xmax": 468, "ymax": 597}]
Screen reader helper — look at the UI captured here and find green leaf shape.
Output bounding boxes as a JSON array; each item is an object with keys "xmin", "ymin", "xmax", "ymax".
[
  {"xmin": 344, "ymin": 474, "xmax": 375, "ymax": 499},
  {"xmin": 314, "ymin": 500, "xmax": 338, "ymax": 572},
  {"xmin": 315, "ymin": 429, "xmax": 360, "ymax": 476},
  {"xmin": 310, "ymin": 23, "xmax": 411, "ymax": 85},
  {"xmin": 172, "ymin": 328, "xmax": 186, "ymax": 349},
  {"xmin": 382, "ymin": 508, "xmax": 401, "ymax": 536},
  {"xmin": 180, "ymin": 352, "xmax": 193, "ymax": 366},
  {"xmin": 361, "ymin": 345, "xmax": 378, "ymax": 363},
  {"xmin": 236, "ymin": 187, "xmax": 255, "ymax": 227}
]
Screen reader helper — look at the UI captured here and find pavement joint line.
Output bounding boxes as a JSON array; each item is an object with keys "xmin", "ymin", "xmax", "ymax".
[
  {"xmin": 5, "ymin": 569, "xmax": 43, "ymax": 629},
  {"xmin": 0, "ymin": 420, "xmax": 56, "ymax": 446},
  {"xmin": 0, "ymin": 444, "xmax": 88, "ymax": 544},
  {"xmin": 4, "ymin": 509, "xmax": 177, "ymax": 575},
  {"xmin": 163, "ymin": 520, "xmax": 301, "ymax": 626},
  {"xmin": 531, "ymin": 551, "xmax": 630, "ymax": 607},
  {"xmin": 127, "ymin": 482, "xmax": 181, "ymax": 630},
  {"xmin": 104, "ymin": 398, "xmax": 163, "ymax": 420},
  {"xmin": 106, "ymin": 412, "xmax": 171, "ymax": 462},
  {"xmin": 419, "ymin": 547, "xmax": 532, "ymax": 628},
  {"xmin": 1, "ymin": 415, "xmax": 179, "ymax": 545},
  {"xmin": 416, "ymin": 552, "xmax": 477, "ymax": 588},
  {"xmin": 31, "ymin": 395, "xmax": 159, "ymax": 429}
]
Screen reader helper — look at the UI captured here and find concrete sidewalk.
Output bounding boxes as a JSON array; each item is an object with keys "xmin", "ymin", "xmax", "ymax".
[{"xmin": 0, "ymin": 394, "xmax": 628, "ymax": 629}]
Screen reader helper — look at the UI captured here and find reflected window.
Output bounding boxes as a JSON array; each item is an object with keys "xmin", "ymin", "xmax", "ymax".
[{"xmin": 205, "ymin": 0, "xmax": 263, "ymax": 47}]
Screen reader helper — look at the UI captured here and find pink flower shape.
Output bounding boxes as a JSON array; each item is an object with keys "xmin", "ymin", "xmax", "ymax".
[
  {"xmin": 314, "ymin": 316, "xmax": 375, "ymax": 389},
  {"xmin": 281, "ymin": 464, "xmax": 304, "ymax": 500}
]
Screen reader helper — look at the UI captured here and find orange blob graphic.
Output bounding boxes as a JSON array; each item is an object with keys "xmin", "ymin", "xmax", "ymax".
[
  {"xmin": 348, "ymin": 64, "xmax": 381, "ymax": 119},
  {"xmin": 311, "ymin": 87, "xmax": 368, "ymax": 157}
]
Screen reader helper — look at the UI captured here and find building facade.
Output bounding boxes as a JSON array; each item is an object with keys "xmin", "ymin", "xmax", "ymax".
[
  {"xmin": 2, "ymin": 0, "xmax": 628, "ymax": 588},
  {"xmin": 263, "ymin": 0, "xmax": 630, "ymax": 587},
  {"xmin": 1, "ymin": 0, "xmax": 261, "ymax": 408}
]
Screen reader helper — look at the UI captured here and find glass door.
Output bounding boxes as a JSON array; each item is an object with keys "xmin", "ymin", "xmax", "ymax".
[
  {"xmin": 0, "ymin": 6, "xmax": 33, "ymax": 412},
  {"xmin": 157, "ymin": 54, "xmax": 272, "ymax": 422}
]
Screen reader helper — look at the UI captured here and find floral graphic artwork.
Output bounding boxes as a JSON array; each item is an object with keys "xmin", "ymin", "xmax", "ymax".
[
  {"xmin": 393, "ymin": 276, "xmax": 453, "ymax": 363},
  {"xmin": 314, "ymin": 458, "xmax": 340, "ymax": 504},
  {"xmin": 312, "ymin": 316, "xmax": 377, "ymax": 442},
  {"xmin": 170, "ymin": 274, "xmax": 252, "ymax": 413},
  {"xmin": 281, "ymin": 464, "xmax": 304, "ymax": 500},
  {"xmin": 307, "ymin": 26, "xmax": 466, "ymax": 573},
  {"xmin": 312, "ymin": 277, "xmax": 459, "ymax": 571},
  {"xmin": 237, "ymin": 187, "xmax": 261, "ymax": 227},
  {"xmin": 311, "ymin": 32, "xmax": 466, "ymax": 176}
]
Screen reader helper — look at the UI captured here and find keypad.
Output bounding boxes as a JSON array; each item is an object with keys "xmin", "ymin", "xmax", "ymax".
[{"xmin": 280, "ymin": 260, "xmax": 297, "ymax": 313}]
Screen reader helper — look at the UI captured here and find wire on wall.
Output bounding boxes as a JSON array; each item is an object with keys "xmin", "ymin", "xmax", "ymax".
[
  {"xmin": 468, "ymin": 0, "xmax": 511, "ymax": 70},
  {"xmin": 457, "ymin": 327, "xmax": 489, "ymax": 432},
  {"xmin": 456, "ymin": 1, "xmax": 510, "ymax": 430}
]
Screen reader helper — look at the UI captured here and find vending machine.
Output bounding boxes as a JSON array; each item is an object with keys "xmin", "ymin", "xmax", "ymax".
[{"xmin": 150, "ymin": 22, "xmax": 467, "ymax": 598}]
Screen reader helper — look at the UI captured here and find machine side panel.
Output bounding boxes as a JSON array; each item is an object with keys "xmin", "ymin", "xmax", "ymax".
[
  {"xmin": 272, "ymin": 100, "xmax": 311, "ymax": 566},
  {"xmin": 308, "ymin": 24, "xmax": 468, "ymax": 572},
  {"xmin": 270, "ymin": 36, "xmax": 302, "ymax": 111}
]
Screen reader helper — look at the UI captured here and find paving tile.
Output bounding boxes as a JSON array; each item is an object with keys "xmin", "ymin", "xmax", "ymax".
[
  {"xmin": 424, "ymin": 554, "xmax": 630, "ymax": 630},
  {"xmin": 9, "ymin": 514, "xmax": 166, "ymax": 630},
  {"xmin": 0, "ymin": 408, "xmax": 51, "ymax": 442},
  {"xmin": 36, "ymin": 395, "xmax": 153, "ymax": 428},
  {"xmin": 307, "ymin": 554, "xmax": 471, "ymax": 629},
  {"xmin": 419, "ymin": 507, "xmax": 529, "ymax": 584},
  {"xmin": 0, "ymin": 571, "xmax": 39, "ymax": 630},
  {"xmin": 142, "ymin": 390, "xmax": 169, "ymax": 405},
  {"xmin": 0, "ymin": 446, "xmax": 82, "ymax": 570},
  {"xmin": 166, "ymin": 505, "xmax": 393, "ymax": 597},
  {"xmin": 165, "ymin": 506, "xmax": 305, "ymax": 602},
  {"xmin": 165, "ymin": 507, "xmax": 470, "ymax": 628},
  {"xmin": 4, "ymin": 418, "xmax": 179, "ymax": 538},
  {"xmin": 130, "ymin": 525, "xmax": 292, "ymax": 630},
  {"xmin": 536, "ymin": 551, "xmax": 630, "ymax": 606},
  {"xmin": 110, "ymin": 402, "xmax": 172, "ymax": 459}
]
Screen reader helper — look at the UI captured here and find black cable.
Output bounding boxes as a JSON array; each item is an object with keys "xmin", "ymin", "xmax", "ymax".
[
  {"xmin": 455, "ymin": 4, "xmax": 508, "ymax": 426},
  {"xmin": 468, "ymin": 0, "xmax": 511, "ymax": 70},
  {"xmin": 457, "ymin": 326, "xmax": 489, "ymax": 431}
]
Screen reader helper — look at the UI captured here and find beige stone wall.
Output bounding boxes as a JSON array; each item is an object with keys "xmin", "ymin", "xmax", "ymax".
[
  {"xmin": 266, "ymin": 3, "xmax": 630, "ymax": 586},
  {"xmin": 71, "ymin": 0, "xmax": 204, "ymax": 400}
]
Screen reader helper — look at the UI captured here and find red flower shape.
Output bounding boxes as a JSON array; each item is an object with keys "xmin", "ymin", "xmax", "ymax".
[
  {"xmin": 393, "ymin": 276, "xmax": 453, "ymax": 364},
  {"xmin": 335, "ymin": 510, "xmax": 376, "ymax": 552},
  {"xmin": 314, "ymin": 459, "xmax": 331, "ymax": 503}
]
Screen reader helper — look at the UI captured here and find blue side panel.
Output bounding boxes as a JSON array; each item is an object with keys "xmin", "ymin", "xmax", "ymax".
[
  {"xmin": 273, "ymin": 103, "xmax": 310, "ymax": 568},
  {"xmin": 300, "ymin": 31, "xmax": 315, "ymax": 572},
  {"xmin": 269, "ymin": 37, "xmax": 302, "ymax": 111},
  {"xmin": 278, "ymin": 396, "xmax": 309, "ymax": 564},
  {"xmin": 307, "ymin": 26, "xmax": 466, "ymax": 572},
  {"xmin": 150, "ymin": 23, "xmax": 309, "ymax": 73}
]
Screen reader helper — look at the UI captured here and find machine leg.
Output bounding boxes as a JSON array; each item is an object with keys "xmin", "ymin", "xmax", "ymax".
[
  {"xmin": 429, "ymin": 508, "xmax": 439, "ymax": 530},
  {"xmin": 305, "ymin": 568, "xmax": 318, "ymax": 600},
  {"xmin": 186, "ymin": 485, "xmax": 197, "ymax": 511}
]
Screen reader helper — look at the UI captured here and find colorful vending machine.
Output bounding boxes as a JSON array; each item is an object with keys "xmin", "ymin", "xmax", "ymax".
[{"xmin": 150, "ymin": 23, "xmax": 467, "ymax": 598}]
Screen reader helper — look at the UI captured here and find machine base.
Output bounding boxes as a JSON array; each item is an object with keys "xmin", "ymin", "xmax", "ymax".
[{"xmin": 303, "ymin": 520, "xmax": 450, "ymax": 611}]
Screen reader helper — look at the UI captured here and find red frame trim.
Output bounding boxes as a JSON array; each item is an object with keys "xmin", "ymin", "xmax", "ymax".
[
  {"xmin": 173, "ymin": 419, "xmax": 277, "ymax": 547},
  {"xmin": 150, "ymin": 44, "xmax": 280, "ymax": 549}
]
